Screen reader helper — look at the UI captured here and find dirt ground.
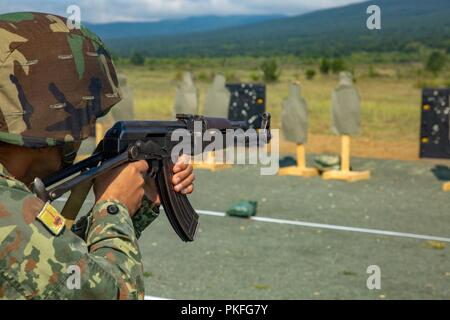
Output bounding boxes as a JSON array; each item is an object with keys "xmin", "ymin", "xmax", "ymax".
[{"xmin": 281, "ymin": 135, "xmax": 420, "ymax": 162}]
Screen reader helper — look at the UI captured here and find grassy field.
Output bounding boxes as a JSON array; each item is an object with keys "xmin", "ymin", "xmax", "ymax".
[{"xmin": 117, "ymin": 61, "xmax": 450, "ymax": 161}]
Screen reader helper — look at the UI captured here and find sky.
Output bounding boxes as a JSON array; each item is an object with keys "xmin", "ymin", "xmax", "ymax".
[{"xmin": 1, "ymin": 0, "xmax": 367, "ymax": 23}]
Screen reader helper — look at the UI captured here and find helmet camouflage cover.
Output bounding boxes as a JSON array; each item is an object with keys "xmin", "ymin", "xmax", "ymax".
[{"xmin": 0, "ymin": 12, "xmax": 122, "ymax": 148}]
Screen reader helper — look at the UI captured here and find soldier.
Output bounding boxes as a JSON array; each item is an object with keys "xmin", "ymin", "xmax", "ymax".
[{"xmin": 0, "ymin": 13, "xmax": 195, "ymax": 299}]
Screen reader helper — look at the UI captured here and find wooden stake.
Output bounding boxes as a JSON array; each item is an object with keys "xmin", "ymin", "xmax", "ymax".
[
  {"xmin": 297, "ymin": 144, "xmax": 306, "ymax": 169},
  {"xmin": 341, "ymin": 135, "xmax": 350, "ymax": 172},
  {"xmin": 322, "ymin": 135, "xmax": 370, "ymax": 182}
]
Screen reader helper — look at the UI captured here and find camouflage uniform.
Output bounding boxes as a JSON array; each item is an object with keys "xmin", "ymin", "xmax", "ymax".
[{"xmin": 0, "ymin": 12, "xmax": 159, "ymax": 299}]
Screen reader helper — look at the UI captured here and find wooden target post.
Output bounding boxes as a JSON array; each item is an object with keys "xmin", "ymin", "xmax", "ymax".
[
  {"xmin": 322, "ymin": 135, "xmax": 370, "ymax": 182},
  {"xmin": 278, "ymin": 144, "xmax": 318, "ymax": 177}
]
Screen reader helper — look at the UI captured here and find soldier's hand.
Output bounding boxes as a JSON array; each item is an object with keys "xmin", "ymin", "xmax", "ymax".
[
  {"xmin": 144, "ymin": 154, "xmax": 195, "ymax": 206},
  {"xmin": 172, "ymin": 154, "xmax": 195, "ymax": 194},
  {"xmin": 94, "ymin": 160, "xmax": 149, "ymax": 216}
]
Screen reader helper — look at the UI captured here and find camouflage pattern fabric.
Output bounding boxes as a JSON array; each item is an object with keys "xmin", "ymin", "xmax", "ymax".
[
  {"xmin": 82, "ymin": 74, "xmax": 135, "ymax": 156},
  {"xmin": 72, "ymin": 196, "xmax": 160, "ymax": 241},
  {"xmin": 203, "ymin": 74, "xmax": 230, "ymax": 118},
  {"xmin": 331, "ymin": 72, "xmax": 361, "ymax": 136},
  {"xmin": 281, "ymin": 83, "xmax": 308, "ymax": 144},
  {"xmin": 98, "ymin": 73, "xmax": 135, "ymax": 128},
  {"xmin": 0, "ymin": 162, "xmax": 146, "ymax": 299},
  {"xmin": 0, "ymin": 12, "xmax": 122, "ymax": 148},
  {"xmin": 132, "ymin": 197, "xmax": 160, "ymax": 239},
  {"xmin": 173, "ymin": 72, "xmax": 198, "ymax": 116}
]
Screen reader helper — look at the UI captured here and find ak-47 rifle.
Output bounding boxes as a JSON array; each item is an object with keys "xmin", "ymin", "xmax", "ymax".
[{"xmin": 33, "ymin": 113, "xmax": 271, "ymax": 242}]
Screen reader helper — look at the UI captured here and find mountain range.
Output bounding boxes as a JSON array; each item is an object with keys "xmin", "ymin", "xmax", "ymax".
[
  {"xmin": 86, "ymin": 15, "xmax": 283, "ymax": 40},
  {"xmin": 96, "ymin": 0, "xmax": 450, "ymax": 57}
]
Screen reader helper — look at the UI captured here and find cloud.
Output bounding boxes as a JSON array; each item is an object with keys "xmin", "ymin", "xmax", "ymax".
[{"xmin": 1, "ymin": 0, "xmax": 367, "ymax": 23}]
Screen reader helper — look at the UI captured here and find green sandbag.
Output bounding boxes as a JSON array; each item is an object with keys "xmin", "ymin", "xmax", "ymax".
[
  {"xmin": 331, "ymin": 72, "xmax": 361, "ymax": 136},
  {"xmin": 279, "ymin": 155, "xmax": 297, "ymax": 168},
  {"xmin": 226, "ymin": 201, "xmax": 258, "ymax": 218},
  {"xmin": 314, "ymin": 155, "xmax": 341, "ymax": 171}
]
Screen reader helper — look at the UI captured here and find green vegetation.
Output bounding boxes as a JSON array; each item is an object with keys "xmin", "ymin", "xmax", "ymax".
[
  {"xmin": 331, "ymin": 58, "xmax": 346, "ymax": 74},
  {"xmin": 320, "ymin": 58, "xmax": 331, "ymax": 75},
  {"xmin": 260, "ymin": 59, "xmax": 281, "ymax": 83},
  {"xmin": 130, "ymin": 51, "xmax": 145, "ymax": 66},
  {"xmin": 305, "ymin": 69, "xmax": 316, "ymax": 80},
  {"xmin": 426, "ymin": 51, "xmax": 447, "ymax": 75}
]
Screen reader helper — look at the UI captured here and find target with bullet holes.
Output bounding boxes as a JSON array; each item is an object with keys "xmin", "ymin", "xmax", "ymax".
[
  {"xmin": 420, "ymin": 88, "xmax": 450, "ymax": 159},
  {"xmin": 226, "ymin": 83, "xmax": 266, "ymax": 128}
]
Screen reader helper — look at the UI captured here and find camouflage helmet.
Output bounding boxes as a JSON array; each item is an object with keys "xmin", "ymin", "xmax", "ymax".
[{"xmin": 0, "ymin": 12, "xmax": 122, "ymax": 148}]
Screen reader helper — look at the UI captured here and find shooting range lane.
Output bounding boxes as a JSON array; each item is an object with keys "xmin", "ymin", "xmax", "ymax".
[
  {"xmin": 53, "ymin": 156, "xmax": 450, "ymax": 299},
  {"xmin": 137, "ymin": 210, "xmax": 450, "ymax": 300},
  {"xmin": 54, "ymin": 200, "xmax": 450, "ymax": 244}
]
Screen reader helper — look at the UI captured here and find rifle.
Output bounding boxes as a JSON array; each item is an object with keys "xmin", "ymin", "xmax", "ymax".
[{"xmin": 32, "ymin": 113, "xmax": 271, "ymax": 242}]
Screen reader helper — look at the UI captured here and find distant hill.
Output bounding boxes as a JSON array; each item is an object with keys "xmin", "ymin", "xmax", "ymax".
[
  {"xmin": 87, "ymin": 15, "xmax": 283, "ymax": 40},
  {"xmin": 106, "ymin": 0, "xmax": 450, "ymax": 57}
]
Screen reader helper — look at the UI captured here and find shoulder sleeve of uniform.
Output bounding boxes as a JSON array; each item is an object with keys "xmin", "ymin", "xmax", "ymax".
[
  {"xmin": 83, "ymin": 199, "xmax": 145, "ymax": 299},
  {"xmin": 0, "ymin": 188, "xmax": 144, "ymax": 300}
]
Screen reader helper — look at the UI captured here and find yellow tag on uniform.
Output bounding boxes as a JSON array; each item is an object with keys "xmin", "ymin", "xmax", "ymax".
[{"xmin": 36, "ymin": 202, "xmax": 66, "ymax": 236}]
